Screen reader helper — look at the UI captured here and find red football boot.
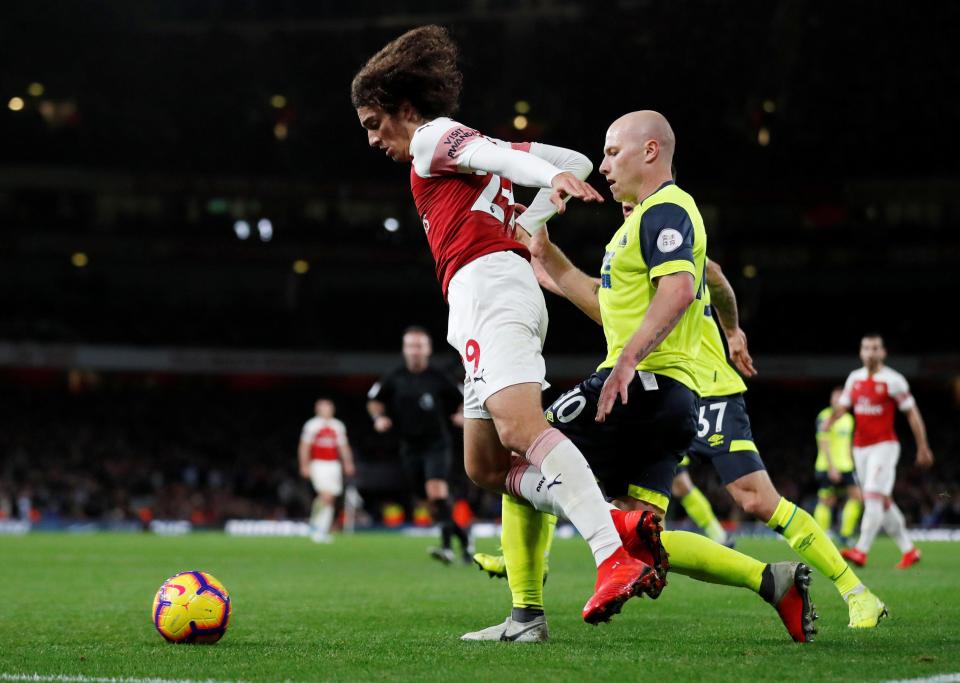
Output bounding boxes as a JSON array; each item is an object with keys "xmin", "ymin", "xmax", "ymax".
[
  {"xmin": 895, "ymin": 547, "xmax": 921, "ymax": 569},
  {"xmin": 762, "ymin": 562, "xmax": 818, "ymax": 643},
  {"xmin": 841, "ymin": 547, "xmax": 867, "ymax": 567},
  {"xmin": 609, "ymin": 508, "xmax": 669, "ymax": 595},
  {"xmin": 582, "ymin": 546, "xmax": 662, "ymax": 625}
]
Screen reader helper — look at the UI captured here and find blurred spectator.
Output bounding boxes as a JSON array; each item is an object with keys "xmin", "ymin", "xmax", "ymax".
[{"xmin": 0, "ymin": 371, "xmax": 954, "ymax": 528}]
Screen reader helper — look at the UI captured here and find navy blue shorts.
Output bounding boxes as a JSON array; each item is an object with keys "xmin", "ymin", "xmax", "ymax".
[
  {"xmin": 545, "ymin": 369, "xmax": 697, "ymax": 509},
  {"xmin": 685, "ymin": 394, "xmax": 766, "ymax": 485},
  {"xmin": 815, "ymin": 470, "xmax": 859, "ymax": 489},
  {"xmin": 399, "ymin": 439, "xmax": 452, "ymax": 489}
]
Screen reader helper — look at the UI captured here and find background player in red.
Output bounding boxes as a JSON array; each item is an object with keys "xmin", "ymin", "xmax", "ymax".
[
  {"xmin": 299, "ymin": 398, "xmax": 356, "ymax": 543},
  {"xmin": 352, "ymin": 25, "xmax": 659, "ymax": 623},
  {"xmin": 825, "ymin": 334, "xmax": 934, "ymax": 568}
]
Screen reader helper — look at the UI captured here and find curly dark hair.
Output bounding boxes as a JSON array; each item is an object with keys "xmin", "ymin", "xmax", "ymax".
[{"xmin": 351, "ymin": 25, "xmax": 463, "ymax": 119}]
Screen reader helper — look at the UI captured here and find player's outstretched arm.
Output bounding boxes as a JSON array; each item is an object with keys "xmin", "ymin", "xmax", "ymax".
[
  {"xmin": 297, "ymin": 438, "xmax": 311, "ymax": 479},
  {"xmin": 706, "ymin": 260, "xmax": 756, "ymax": 377},
  {"xmin": 596, "ymin": 272, "xmax": 695, "ymax": 422},
  {"xmin": 517, "ymin": 143, "xmax": 594, "ymax": 234},
  {"xmin": 905, "ymin": 405, "xmax": 934, "ymax": 468},
  {"xmin": 528, "ymin": 226, "xmax": 603, "ymax": 324},
  {"xmin": 459, "ymin": 142, "xmax": 603, "ymax": 223},
  {"xmin": 339, "ymin": 438, "xmax": 356, "ymax": 478}
]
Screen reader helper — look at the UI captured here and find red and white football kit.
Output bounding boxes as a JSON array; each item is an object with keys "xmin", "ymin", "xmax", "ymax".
[
  {"xmin": 408, "ymin": 117, "xmax": 590, "ymax": 418},
  {"xmin": 839, "ymin": 366, "xmax": 916, "ymax": 496},
  {"xmin": 300, "ymin": 417, "xmax": 347, "ymax": 495}
]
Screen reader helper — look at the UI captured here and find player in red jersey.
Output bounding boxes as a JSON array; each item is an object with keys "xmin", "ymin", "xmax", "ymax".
[
  {"xmin": 299, "ymin": 399, "xmax": 356, "ymax": 543},
  {"xmin": 352, "ymin": 25, "xmax": 659, "ymax": 623},
  {"xmin": 824, "ymin": 334, "xmax": 934, "ymax": 568}
]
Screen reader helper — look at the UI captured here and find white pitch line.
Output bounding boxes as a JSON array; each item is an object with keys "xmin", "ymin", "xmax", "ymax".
[
  {"xmin": 881, "ymin": 674, "xmax": 960, "ymax": 683},
  {"xmin": 1, "ymin": 674, "xmax": 244, "ymax": 683}
]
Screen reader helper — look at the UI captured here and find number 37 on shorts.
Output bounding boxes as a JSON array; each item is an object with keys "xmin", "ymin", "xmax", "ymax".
[{"xmin": 697, "ymin": 400, "xmax": 727, "ymax": 440}]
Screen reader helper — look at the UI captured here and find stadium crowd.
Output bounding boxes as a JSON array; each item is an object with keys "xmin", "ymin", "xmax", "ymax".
[{"xmin": 2, "ymin": 373, "xmax": 955, "ymax": 529}]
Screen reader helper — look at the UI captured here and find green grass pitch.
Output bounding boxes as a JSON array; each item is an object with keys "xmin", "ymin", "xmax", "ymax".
[{"xmin": 0, "ymin": 533, "xmax": 958, "ymax": 682}]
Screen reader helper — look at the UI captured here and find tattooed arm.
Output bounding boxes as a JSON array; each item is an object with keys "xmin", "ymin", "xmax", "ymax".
[{"xmin": 706, "ymin": 260, "xmax": 757, "ymax": 377}]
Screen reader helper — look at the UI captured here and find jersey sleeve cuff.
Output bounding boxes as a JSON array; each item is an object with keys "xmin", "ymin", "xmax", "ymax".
[{"xmin": 649, "ymin": 261, "xmax": 696, "ymax": 281}]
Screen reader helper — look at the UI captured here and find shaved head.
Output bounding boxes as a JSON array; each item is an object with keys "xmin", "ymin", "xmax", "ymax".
[
  {"xmin": 609, "ymin": 110, "xmax": 676, "ymax": 162},
  {"xmin": 599, "ymin": 110, "xmax": 677, "ymax": 204}
]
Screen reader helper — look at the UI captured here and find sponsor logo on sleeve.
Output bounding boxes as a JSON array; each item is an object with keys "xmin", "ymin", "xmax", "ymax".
[
  {"xmin": 657, "ymin": 228, "xmax": 683, "ymax": 253},
  {"xmin": 444, "ymin": 127, "xmax": 480, "ymax": 159}
]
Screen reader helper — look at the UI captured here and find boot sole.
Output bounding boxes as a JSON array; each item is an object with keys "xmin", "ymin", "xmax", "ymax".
[
  {"xmin": 784, "ymin": 563, "xmax": 818, "ymax": 643},
  {"xmin": 635, "ymin": 512, "xmax": 669, "ymax": 595}
]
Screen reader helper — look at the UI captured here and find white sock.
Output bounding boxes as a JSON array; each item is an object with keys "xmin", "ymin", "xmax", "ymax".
[
  {"xmin": 310, "ymin": 498, "xmax": 323, "ymax": 527},
  {"xmin": 508, "ymin": 463, "xmax": 563, "ymax": 517},
  {"xmin": 882, "ymin": 502, "xmax": 914, "ymax": 554},
  {"xmin": 856, "ymin": 497, "xmax": 884, "ymax": 554},
  {"xmin": 508, "ymin": 428, "xmax": 621, "ymax": 566},
  {"xmin": 316, "ymin": 504, "xmax": 334, "ymax": 537}
]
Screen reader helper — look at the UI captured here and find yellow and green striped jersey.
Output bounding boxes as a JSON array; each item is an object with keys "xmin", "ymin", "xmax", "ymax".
[
  {"xmin": 693, "ymin": 269, "xmax": 748, "ymax": 398},
  {"xmin": 597, "ymin": 181, "xmax": 707, "ymax": 393},
  {"xmin": 815, "ymin": 407, "xmax": 855, "ymax": 472}
]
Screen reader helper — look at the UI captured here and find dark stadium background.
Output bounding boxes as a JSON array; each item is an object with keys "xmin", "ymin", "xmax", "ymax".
[{"xmin": 2, "ymin": 1, "xmax": 958, "ymax": 530}]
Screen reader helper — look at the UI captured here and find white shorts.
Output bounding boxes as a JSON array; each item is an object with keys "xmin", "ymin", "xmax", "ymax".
[
  {"xmin": 853, "ymin": 441, "xmax": 900, "ymax": 496},
  {"xmin": 309, "ymin": 460, "xmax": 343, "ymax": 496},
  {"xmin": 446, "ymin": 251, "xmax": 549, "ymax": 420}
]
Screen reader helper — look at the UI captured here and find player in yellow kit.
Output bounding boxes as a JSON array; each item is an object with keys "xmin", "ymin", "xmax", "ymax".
[
  {"xmin": 672, "ymin": 257, "xmax": 885, "ymax": 628},
  {"xmin": 464, "ymin": 111, "xmax": 817, "ymax": 643},
  {"xmin": 519, "ymin": 250, "xmax": 884, "ymax": 630},
  {"xmin": 813, "ymin": 388, "xmax": 862, "ymax": 545},
  {"xmin": 471, "ymin": 165, "xmax": 888, "ymax": 637}
]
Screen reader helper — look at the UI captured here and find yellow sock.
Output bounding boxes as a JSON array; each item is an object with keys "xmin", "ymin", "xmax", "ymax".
[
  {"xmin": 766, "ymin": 496, "xmax": 861, "ymax": 597},
  {"xmin": 662, "ymin": 530, "xmax": 764, "ymax": 592},
  {"xmin": 681, "ymin": 487, "xmax": 728, "ymax": 544},
  {"xmin": 542, "ymin": 513, "xmax": 557, "ymax": 573},
  {"xmin": 840, "ymin": 498, "xmax": 863, "ymax": 539},
  {"xmin": 813, "ymin": 499, "xmax": 832, "ymax": 531},
  {"xmin": 501, "ymin": 494, "xmax": 552, "ymax": 609}
]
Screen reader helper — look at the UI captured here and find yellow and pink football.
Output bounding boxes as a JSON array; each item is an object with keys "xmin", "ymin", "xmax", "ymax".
[{"xmin": 151, "ymin": 571, "xmax": 231, "ymax": 643}]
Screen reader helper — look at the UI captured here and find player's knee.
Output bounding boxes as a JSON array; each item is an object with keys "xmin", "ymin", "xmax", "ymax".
[
  {"xmin": 464, "ymin": 459, "xmax": 506, "ymax": 492},
  {"xmin": 493, "ymin": 418, "xmax": 543, "ymax": 455}
]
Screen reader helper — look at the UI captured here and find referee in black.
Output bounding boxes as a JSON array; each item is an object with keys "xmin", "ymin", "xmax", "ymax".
[{"xmin": 367, "ymin": 326, "xmax": 472, "ymax": 564}]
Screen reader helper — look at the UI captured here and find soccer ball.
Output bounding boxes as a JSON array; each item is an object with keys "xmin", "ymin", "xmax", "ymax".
[{"xmin": 151, "ymin": 571, "xmax": 231, "ymax": 643}]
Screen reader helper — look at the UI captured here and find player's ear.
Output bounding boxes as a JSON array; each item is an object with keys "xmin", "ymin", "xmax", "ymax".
[
  {"xmin": 645, "ymin": 139, "xmax": 660, "ymax": 164},
  {"xmin": 398, "ymin": 100, "xmax": 420, "ymax": 122}
]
